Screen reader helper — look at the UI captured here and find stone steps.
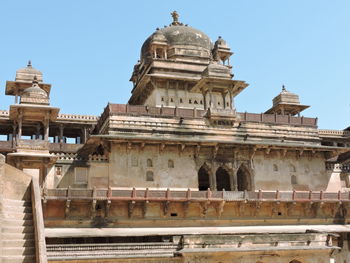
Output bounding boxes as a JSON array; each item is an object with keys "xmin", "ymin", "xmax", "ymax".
[
  {"xmin": 2, "ymin": 226, "xmax": 35, "ymax": 234},
  {"xmin": 1, "ymin": 211, "xmax": 33, "ymax": 220},
  {"xmin": 2, "ymin": 247, "xmax": 36, "ymax": 256},
  {"xmin": 2, "ymin": 218, "xmax": 34, "ymax": 227},
  {"xmin": 1, "ymin": 255, "xmax": 36, "ymax": 263},
  {"xmin": 1, "ymin": 198, "xmax": 36, "ymax": 263}
]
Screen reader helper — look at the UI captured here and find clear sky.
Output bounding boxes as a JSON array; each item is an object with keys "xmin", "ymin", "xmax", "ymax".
[{"xmin": 0, "ymin": 0, "xmax": 349, "ymax": 129}]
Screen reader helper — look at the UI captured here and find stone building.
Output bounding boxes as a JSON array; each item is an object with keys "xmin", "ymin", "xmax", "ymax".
[{"xmin": 0, "ymin": 11, "xmax": 350, "ymax": 263}]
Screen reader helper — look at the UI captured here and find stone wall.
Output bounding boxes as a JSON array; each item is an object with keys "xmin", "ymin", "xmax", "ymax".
[{"xmin": 49, "ymin": 144, "xmax": 331, "ymax": 191}]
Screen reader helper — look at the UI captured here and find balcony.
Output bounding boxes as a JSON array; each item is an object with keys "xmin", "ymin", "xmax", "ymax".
[{"xmin": 16, "ymin": 139, "xmax": 50, "ymax": 152}]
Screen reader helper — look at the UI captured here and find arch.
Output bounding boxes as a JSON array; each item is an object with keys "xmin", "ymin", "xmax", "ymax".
[
  {"xmin": 146, "ymin": 171, "xmax": 154, "ymax": 181},
  {"xmin": 289, "ymin": 163, "xmax": 296, "ymax": 172},
  {"xmin": 237, "ymin": 165, "xmax": 252, "ymax": 191},
  {"xmin": 168, "ymin": 159, "xmax": 174, "ymax": 168},
  {"xmin": 146, "ymin": 159, "xmax": 153, "ymax": 168},
  {"xmin": 198, "ymin": 164, "xmax": 210, "ymax": 191},
  {"xmin": 216, "ymin": 166, "xmax": 231, "ymax": 191},
  {"xmin": 289, "ymin": 260, "xmax": 303, "ymax": 263}
]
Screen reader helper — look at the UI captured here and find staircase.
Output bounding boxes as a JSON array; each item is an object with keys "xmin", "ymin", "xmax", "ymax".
[{"xmin": 1, "ymin": 198, "xmax": 36, "ymax": 263}]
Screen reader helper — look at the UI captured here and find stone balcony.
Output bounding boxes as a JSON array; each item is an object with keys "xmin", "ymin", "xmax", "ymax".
[{"xmin": 16, "ymin": 139, "xmax": 50, "ymax": 153}]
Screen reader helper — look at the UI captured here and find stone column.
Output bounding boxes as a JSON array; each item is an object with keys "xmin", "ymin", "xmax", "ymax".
[
  {"xmin": 175, "ymin": 82, "xmax": 179, "ymax": 107},
  {"xmin": 81, "ymin": 127, "xmax": 87, "ymax": 144},
  {"xmin": 12, "ymin": 123, "xmax": 17, "ymax": 147},
  {"xmin": 232, "ymin": 167, "xmax": 238, "ymax": 191},
  {"xmin": 229, "ymin": 90, "xmax": 233, "ymax": 110},
  {"xmin": 59, "ymin": 124, "xmax": 64, "ymax": 143},
  {"xmin": 166, "ymin": 81, "xmax": 169, "ymax": 106},
  {"xmin": 18, "ymin": 112, "xmax": 23, "ymax": 140},
  {"xmin": 43, "ymin": 116, "xmax": 49, "ymax": 141},
  {"xmin": 209, "ymin": 88, "xmax": 213, "ymax": 109},
  {"xmin": 202, "ymin": 90, "xmax": 207, "ymax": 110},
  {"xmin": 211, "ymin": 162, "xmax": 217, "ymax": 191},
  {"xmin": 222, "ymin": 92, "xmax": 227, "ymax": 109}
]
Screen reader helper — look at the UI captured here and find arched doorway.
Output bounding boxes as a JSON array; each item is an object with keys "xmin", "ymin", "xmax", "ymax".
[
  {"xmin": 216, "ymin": 167, "xmax": 231, "ymax": 191},
  {"xmin": 237, "ymin": 165, "xmax": 252, "ymax": 191},
  {"xmin": 198, "ymin": 165, "xmax": 210, "ymax": 191}
]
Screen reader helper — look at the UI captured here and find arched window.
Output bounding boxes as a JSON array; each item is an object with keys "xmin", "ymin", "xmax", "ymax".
[
  {"xmin": 289, "ymin": 164, "xmax": 296, "ymax": 172},
  {"xmin": 237, "ymin": 165, "xmax": 252, "ymax": 191},
  {"xmin": 146, "ymin": 159, "xmax": 153, "ymax": 168},
  {"xmin": 146, "ymin": 171, "xmax": 154, "ymax": 181},
  {"xmin": 198, "ymin": 165, "xmax": 210, "ymax": 191},
  {"xmin": 216, "ymin": 167, "xmax": 231, "ymax": 191},
  {"xmin": 168, "ymin": 159, "xmax": 174, "ymax": 168}
]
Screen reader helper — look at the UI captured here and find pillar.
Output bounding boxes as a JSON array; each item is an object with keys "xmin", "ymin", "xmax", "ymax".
[
  {"xmin": 81, "ymin": 127, "xmax": 87, "ymax": 144},
  {"xmin": 222, "ymin": 92, "xmax": 227, "ymax": 109},
  {"xmin": 202, "ymin": 90, "xmax": 207, "ymax": 110},
  {"xmin": 166, "ymin": 81, "xmax": 169, "ymax": 106},
  {"xmin": 209, "ymin": 88, "xmax": 213, "ymax": 109},
  {"xmin": 211, "ymin": 162, "xmax": 217, "ymax": 190},
  {"xmin": 43, "ymin": 117, "xmax": 49, "ymax": 141},
  {"xmin": 12, "ymin": 123, "xmax": 17, "ymax": 146},
  {"xmin": 18, "ymin": 112, "xmax": 23, "ymax": 140},
  {"xmin": 59, "ymin": 124, "xmax": 64, "ymax": 143},
  {"xmin": 232, "ymin": 167, "xmax": 238, "ymax": 191},
  {"xmin": 229, "ymin": 90, "xmax": 233, "ymax": 110}
]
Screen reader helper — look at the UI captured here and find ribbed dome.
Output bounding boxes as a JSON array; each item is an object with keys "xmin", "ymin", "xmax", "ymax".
[
  {"xmin": 141, "ymin": 25, "xmax": 213, "ymax": 59},
  {"xmin": 22, "ymin": 77, "xmax": 48, "ymax": 99},
  {"xmin": 16, "ymin": 61, "xmax": 43, "ymax": 82}
]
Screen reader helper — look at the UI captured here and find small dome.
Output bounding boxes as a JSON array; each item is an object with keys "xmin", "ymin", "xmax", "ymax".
[
  {"xmin": 150, "ymin": 30, "xmax": 167, "ymax": 43},
  {"xmin": 202, "ymin": 62, "xmax": 231, "ymax": 79},
  {"xmin": 214, "ymin": 36, "xmax": 229, "ymax": 49},
  {"xmin": 273, "ymin": 85, "xmax": 300, "ymax": 106},
  {"xmin": 16, "ymin": 61, "xmax": 43, "ymax": 82},
  {"xmin": 22, "ymin": 76, "xmax": 48, "ymax": 99}
]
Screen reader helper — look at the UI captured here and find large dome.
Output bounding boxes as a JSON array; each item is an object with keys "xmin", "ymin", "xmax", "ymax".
[{"xmin": 141, "ymin": 13, "xmax": 213, "ymax": 60}]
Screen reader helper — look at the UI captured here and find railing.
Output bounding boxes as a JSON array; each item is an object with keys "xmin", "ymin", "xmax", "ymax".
[
  {"xmin": 95, "ymin": 104, "xmax": 318, "ymax": 133},
  {"xmin": 49, "ymin": 143, "xmax": 83, "ymax": 153},
  {"xmin": 326, "ymin": 163, "xmax": 350, "ymax": 173},
  {"xmin": 57, "ymin": 113, "xmax": 98, "ymax": 122},
  {"xmin": 0, "ymin": 109, "xmax": 9, "ymax": 116},
  {"xmin": 0, "ymin": 140, "xmax": 13, "ymax": 151},
  {"xmin": 16, "ymin": 139, "xmax": 50, "ymax": 151},
  {"xmin": 319, "ymin": 129, "xmax": 350, "ymax": 137},
  {"xmin": 43, "ymin": 188, "xmax": 350, "ymax": 203},
  {"xmin": 31, "ymin": 175, "xmax": 48, "ymax": 263}
]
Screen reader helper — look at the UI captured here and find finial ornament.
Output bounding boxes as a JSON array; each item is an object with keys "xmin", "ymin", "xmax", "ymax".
[
  {"xmin": 282, "ymin": 84, "xmax": 286, "ymax": 91},
  {"xmin": 33, "ymin": 75, "xmax": 38, "ymax": 84},
  {"xmin": 170, "ymin": 11, "xmax": 182, "ymax": 26},
  {"xmin": 27, "ymin": 60, "xmax": 32, "ymax": 67}
]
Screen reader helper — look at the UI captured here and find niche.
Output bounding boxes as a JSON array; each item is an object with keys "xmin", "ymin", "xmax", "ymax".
[
  {"xmin": 146, "ymin": 171, "xmax": 154, "ymax": 181},
  {"xmin": 168, "ymin": 159, "xmax": 174, "ymax": 168},
  {"xmin": 147, "ymin": 159, "xmax": 153, "ymax": 168}
]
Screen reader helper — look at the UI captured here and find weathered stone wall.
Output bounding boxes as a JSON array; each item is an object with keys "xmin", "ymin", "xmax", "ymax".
[
  {"xmin": 47, "ymin": 143, "xmax": 331, "ymax": 191},
  {"xmin": 254, "ymin": 151, "xmax": 328, "ymax": 191},
  {"xmin": 48, "ymin": 161, "xmax": 109, "ymax": 188},
  {"xmin": 108, "ymin": 144, "xmax": 197, "ymax": 189}
]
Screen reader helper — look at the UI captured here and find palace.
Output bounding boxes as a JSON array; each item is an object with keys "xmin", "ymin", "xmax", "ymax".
[{"xmin": 0, "ymin": 11, "xmax": 350, "ymax": 263}]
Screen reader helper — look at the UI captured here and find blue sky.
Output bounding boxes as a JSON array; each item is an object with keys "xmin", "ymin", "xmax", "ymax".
[{"xmin": 0, "ymin": 0, "xmax": 349, "ymax": 129}]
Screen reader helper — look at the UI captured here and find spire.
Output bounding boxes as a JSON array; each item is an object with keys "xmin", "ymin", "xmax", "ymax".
[
  {"xmin": 170, "ymin": 11, "xmax": 183, "ymax": 26},
  {"xmin": 33, "ymin": 75, "xmax": 38, "ymax": 84}
]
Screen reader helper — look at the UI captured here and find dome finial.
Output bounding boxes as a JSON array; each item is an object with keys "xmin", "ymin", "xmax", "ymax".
[
  {"xmin": 33, "ymin": 75, "xmax": 38, "ymax": 84},
  {"xmin": 27, "ymin": 60, "xmax": 32, "ymax": 67},
  {"xmin": 171, "ymin": 11, "xmax": 180, "ymax": 25},
  {"xmin": 282, "ymin": 84, "xmax": 286, "ymax": 92}
]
